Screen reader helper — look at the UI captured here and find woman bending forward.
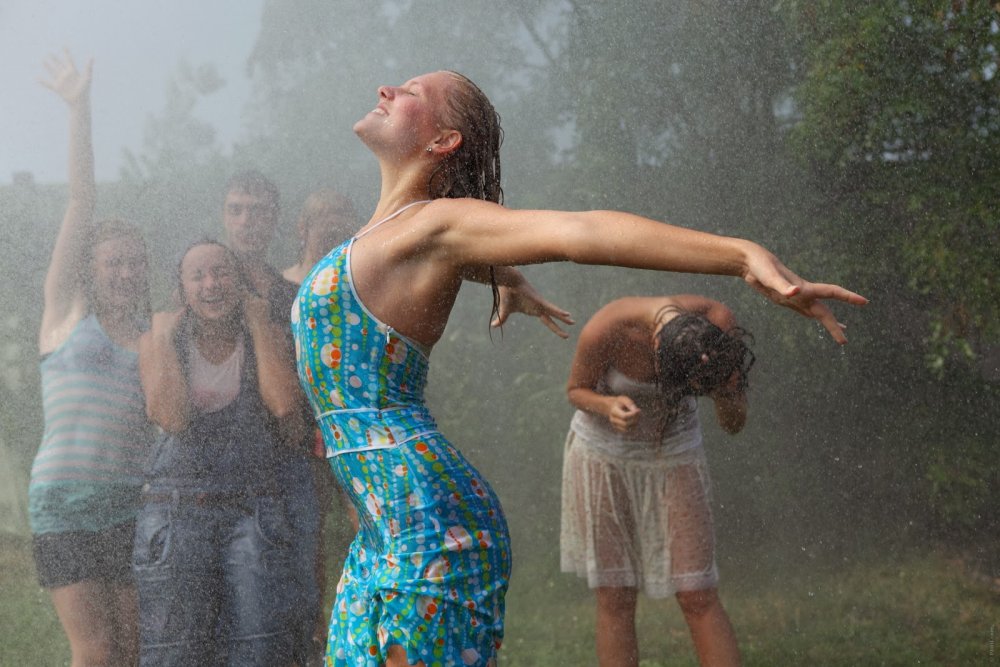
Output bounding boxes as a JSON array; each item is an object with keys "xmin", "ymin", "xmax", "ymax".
[{"xmin": 562, "ymin": 295, "xmax": 754, "ymax": 667}]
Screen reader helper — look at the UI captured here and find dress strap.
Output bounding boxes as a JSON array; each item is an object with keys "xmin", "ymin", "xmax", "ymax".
[{"xmin": 354, "ymin": 199, "xmax": 433, "ymax": 241}]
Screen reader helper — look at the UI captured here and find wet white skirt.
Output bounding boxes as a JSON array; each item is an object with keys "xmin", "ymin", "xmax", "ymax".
[{"xmin": 559, "ymin": 428, "xmax": 718, "ymax": 598}]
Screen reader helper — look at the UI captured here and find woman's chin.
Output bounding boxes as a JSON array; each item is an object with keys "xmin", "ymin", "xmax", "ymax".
[{"xmin": 192, "ymin": 305, "xmax": 238, "ymax": 322}]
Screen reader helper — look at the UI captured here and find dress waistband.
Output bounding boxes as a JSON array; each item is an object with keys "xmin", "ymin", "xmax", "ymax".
[
  {"xmin": 316, "ymin": 405, "xmax": 413, "ymax": 420},
  {"xmin": 315, "ymin": 404, "xmax": 438, "ymax": 457}
]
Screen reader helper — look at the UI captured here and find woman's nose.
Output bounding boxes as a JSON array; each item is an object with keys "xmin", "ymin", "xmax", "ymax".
[{"xmin": 378, "ymin": 85, "xmax": 393, "ymax": 100}]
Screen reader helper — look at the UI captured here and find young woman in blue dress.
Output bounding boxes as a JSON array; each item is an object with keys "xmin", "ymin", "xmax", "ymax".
[{"xmin": 292, "ymin": 70, "xmax": 866, "ymax": 667}]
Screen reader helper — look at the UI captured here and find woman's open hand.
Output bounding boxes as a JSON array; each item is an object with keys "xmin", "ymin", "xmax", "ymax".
[
  {"xmin": 742, "ymin": 243, "xmax": 867, "ymax": 344},
  {"xmin": 40, "ymin": 49, "xmax": 92, "ymax": 107},
  {"xmin": 493, "ymin": 279, "xmax": 575, "ymax": 338}
]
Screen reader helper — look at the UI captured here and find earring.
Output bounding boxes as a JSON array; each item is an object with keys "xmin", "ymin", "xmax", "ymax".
[{"xmin": 425, "ymin": 146, "xmax": 433, "ymax": 152}]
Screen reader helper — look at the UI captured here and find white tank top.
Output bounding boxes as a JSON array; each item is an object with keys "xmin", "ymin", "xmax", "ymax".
[
  {"xmin": 570, "ymin": 367, "xmax": 702, "ymax": 460},
  {"xmin": 188, "ymin": 337, "xmax": 244, "ymax": 413}
]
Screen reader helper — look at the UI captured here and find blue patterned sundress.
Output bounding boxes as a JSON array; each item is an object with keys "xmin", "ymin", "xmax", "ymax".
[{"xmin": 291, "ymin": 202, "xmax": 510, "ymax": 667}]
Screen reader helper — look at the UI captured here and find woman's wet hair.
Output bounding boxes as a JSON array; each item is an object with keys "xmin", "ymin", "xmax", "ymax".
[
  {"xmin": 432, "ymin": 72, "xmax": 505, "ymax": 328},
  {"xmin": 654, "ymin": 310, "xmax": 756, "ymax": 402},
  {"xmin": 429, "ymin": 72, "xmax": 504, "ymax": 205},
  {"xmin": 86, "ymin": 218, "xmax": 150, "ymax": 319}
]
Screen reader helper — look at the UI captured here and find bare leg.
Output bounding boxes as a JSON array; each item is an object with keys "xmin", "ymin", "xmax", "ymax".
[
  {"xmin": 109, "ymin": 583, "xmax": 139, "ymax": 666},
  {"xmin": 595, "ymin": 586, "xmax": 639, "ymax": 667},
  {"xmin": 675, "ymin": 588, "xmax": 741, "ymax": 667},
  {"xmin": 50, "ymin": 581, "xmax": 117, "ymax": 667}
]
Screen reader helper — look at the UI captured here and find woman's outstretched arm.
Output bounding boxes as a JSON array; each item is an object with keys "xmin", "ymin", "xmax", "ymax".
[
  {"xmin": 427, "ymin": 200, "xmax": 867, "ymax": 344},
  {"xmin": 39, "ymin": 50, "xmax": 96, "ymax": 354}
]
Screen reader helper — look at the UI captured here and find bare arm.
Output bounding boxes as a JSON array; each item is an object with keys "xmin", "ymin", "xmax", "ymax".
[
  {"xmin": 460, "ymin": 265, "xmax": 574, "ymax": 338},
  {"xmin": 566, "ymin": 302, "xmax": 642, "ymax": 432},
  {"xmin": 427, "ymin": 199, "xmax": 867, "ymax": 344},
  {"xmin": 139, "ymin": 311, "xmax": 190, "ymax": 433},
  {"xmin": 39, "ymin": 51, "xmax": 96, "ymax": 354},
  {"xmin": 243, "ymin": 296, "xmax": 308, "ymax": 441},
  {"xmin": 710, "ymin": 377, "xmax": 748, "ymax": 434}
]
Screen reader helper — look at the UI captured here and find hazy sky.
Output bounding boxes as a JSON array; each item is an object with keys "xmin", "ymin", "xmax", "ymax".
[{"xmin": 0, "ymin": 0, "xmax": 263, "ymax": 185}]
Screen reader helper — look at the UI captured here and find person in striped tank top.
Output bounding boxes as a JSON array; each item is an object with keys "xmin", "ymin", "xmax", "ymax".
[{"xmin": 29, "ymin": 51, "xmax": 152, "ymax": 666}]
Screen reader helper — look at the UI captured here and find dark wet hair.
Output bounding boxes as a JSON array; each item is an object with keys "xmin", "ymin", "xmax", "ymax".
[
  {"xmin": 432, "ymin": 72, "xmax": 505, "ymax": 328},
  {"xmin": 225, "ymin": 170, "xmax": 280, "ymax": 212},
  {"xmin": 429, "ymin": 72, "xmax": 504, "ymax": 205},
  {"xmin": 86, "ymin": 218, "xmax": 151, "ymax": 320},
  {"xmin": 654, "ymin": 309, "xmax": 755, "ymax": 404}
]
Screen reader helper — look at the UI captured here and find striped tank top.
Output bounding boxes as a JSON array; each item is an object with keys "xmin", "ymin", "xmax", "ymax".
[{"xmin": 29, "ymin": 314, "xmax": 151, "ymax": 534}]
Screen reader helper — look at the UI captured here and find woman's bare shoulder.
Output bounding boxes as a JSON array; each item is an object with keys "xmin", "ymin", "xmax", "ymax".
[{"xmin": 419, "ymin": 197, "xmax": 504, "ymax": 225}]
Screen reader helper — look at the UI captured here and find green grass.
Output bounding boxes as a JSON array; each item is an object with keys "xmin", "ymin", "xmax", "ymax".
[
  {"xmin": 0, "ymin": 534, "xmax": 66, "ymax": 665},
  {"xmin": 500, "ymin": 545, "xmax": 999, "ymax": 667},
  {"xmin": 2, "ymin": 532, "xmax": 997, "ymax": 666}
]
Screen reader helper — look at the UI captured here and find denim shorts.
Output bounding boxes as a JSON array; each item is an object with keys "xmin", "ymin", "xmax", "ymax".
[
  {"xmin": 133, "ymin": 493, "xmax": 297, "ymax": 666},
  {"xmin": 32, "ymin": 520, "xmax": 136, "ymax": 588}
]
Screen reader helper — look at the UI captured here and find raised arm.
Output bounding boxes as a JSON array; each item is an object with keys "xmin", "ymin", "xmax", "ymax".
[
  {"xmin": 243, "ymin": 295, "xmax": 308, "ymax": 442},
  {"xmin": 566, "ymin": 302, "xmax": 643, "ymax": 432},
  {"xmin": 39, "ymin": 51, "xmax": 96, "ymax": 354},
  {"xmin": 139, "ymin": 310, "xmax": 191, "ymax": 433},
  {"xmin": 428, "ymin": 199, "xmax": 867, "ymax": 344}
]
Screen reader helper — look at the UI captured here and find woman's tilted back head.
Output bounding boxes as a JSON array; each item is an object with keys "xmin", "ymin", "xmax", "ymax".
[
  {"xmin": 430, "ymin": 72, "xmax": 504, "ymax": 204},
  {"xmin": 654, "ymin": 312, "xmax": 755, "ymax": 400}
]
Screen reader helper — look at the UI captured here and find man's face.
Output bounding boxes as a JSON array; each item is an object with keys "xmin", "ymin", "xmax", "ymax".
[{"xmin": 223, "ymin": 189, "xmax": 278, "ymax": 257}]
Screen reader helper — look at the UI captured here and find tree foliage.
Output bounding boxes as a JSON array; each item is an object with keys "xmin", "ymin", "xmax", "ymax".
[{"xmin": 789, "ymin": 0, "xmax": 1000, "ymax": 366}]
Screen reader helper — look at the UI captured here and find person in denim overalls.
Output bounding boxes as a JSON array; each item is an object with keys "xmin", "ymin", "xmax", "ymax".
[{"xmin": 134, "ymin": 240, "xmax": 306, "ymax": 665}]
